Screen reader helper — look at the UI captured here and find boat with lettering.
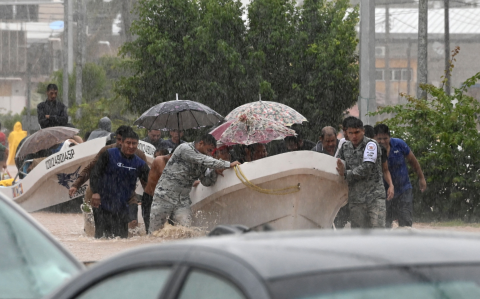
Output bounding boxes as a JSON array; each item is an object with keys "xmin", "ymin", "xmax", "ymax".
[
  {"xmin": 0, "ymin": 137, "xmax": 155, "ymax": 212},
  {"xmin": 189, "ymin": 151, "xmax": 348, "ymax": 231}
]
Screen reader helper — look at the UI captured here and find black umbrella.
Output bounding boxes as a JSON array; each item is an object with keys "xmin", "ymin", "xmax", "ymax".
[{"xmin": 133, "ymin": 99, "xmax": 224, "ymax": 131}]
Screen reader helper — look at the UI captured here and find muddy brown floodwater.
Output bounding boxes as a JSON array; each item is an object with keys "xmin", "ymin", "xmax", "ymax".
[
  {"xmin": 30, "ymin": 212, "xmax": 480, "ymax": 263},
  {"xmin": 30, "ymin": 212, "xmax": 205, "ymax": 262}
]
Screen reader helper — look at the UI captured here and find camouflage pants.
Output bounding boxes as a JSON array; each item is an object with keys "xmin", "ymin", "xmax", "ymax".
[
  {"xmin": 349, "ymin": 199, "xmax": 386, "ymax": 228},
  {"xmin": 149, "ymin": 192, "xmax": 192, "ymax": 234}
]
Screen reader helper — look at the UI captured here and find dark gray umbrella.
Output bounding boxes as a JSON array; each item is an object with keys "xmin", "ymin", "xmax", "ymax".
[
  {"xmin": 16, "ymin": 126, "xmax": 79, "ymax": 158},
  {"xmin": 133, "ymin": 100, "xmax": 224, "ymax": 131}
]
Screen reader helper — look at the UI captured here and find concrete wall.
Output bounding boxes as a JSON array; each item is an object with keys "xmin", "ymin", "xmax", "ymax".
[{"xmin": 0, "ymin": 96, "xmax": 26, "ymax": 114}]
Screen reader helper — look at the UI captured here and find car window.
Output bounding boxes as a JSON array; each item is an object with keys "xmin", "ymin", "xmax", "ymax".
[
  {"xmin": 0, "ymin": 199, "xmax": 80, "ymax": 299},
  {"xmin": 75, "ymin": 268, "xmax": 171, "ymax": 299},
  {"xmin": 302, "ymin": 281, "xmax": 480, "ymax": 299},
  {"xmin": 269, "ymin": 265, "xmax": 480, "ymax": 299},
  {"xmin": 177, "ymin": 269, "xmax": 245, "ymax": 299}
]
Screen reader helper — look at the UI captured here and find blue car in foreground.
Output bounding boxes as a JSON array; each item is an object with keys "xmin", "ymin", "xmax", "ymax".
[
  {"xmin": 0, "ymin": 193, "xmax": 83, "ymax": 299},
  {"xmin": 46, "ymin": 228, "xmax": 480, "ymax": 299}
]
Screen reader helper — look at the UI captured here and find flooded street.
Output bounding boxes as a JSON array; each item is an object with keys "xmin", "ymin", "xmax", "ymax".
[
  {"xmin": 30, "ymin": 211, "xmax": 480, "ymax": 263},
  {"xmin": 30, "ymin": 212, "xmax": 175, "ymax": 262}
]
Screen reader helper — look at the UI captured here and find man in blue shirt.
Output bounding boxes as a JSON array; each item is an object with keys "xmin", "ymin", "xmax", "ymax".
[
  {"xmin": 90, "ymin": 129, "xmax": 150, "ymax": 238},
  {"xmin": 374, "ymin": 124, "xmax": 426, "ymax": 227}
]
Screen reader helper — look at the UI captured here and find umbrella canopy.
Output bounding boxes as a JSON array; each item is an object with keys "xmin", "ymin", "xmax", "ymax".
[
  {"xmin": 225, "ymin": 100, "xmax": 307, "ymax": 126},
  {"xmin": 133, "ymin": 100, "xmax": 224, "ymax": 131},
  {"xmin": 16, "ymin": 126, "xmax": 79, "ymax": 158},
  {"xmin": 210, "ymin": 114, "xmax": 296, "ymax": 146}
]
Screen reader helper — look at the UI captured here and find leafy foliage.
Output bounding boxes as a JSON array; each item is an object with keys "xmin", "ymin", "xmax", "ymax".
[
  {"xmin": 37, "ymin": 62, "xmax": 108, "ymax": 106},
  {"xmin": 116, "ymin": 0, "xmax": 359, "ymax": 140},
  {"xmin": 0, "ymin": 112, "xmax": 22, "ymax": 132},
  {"xmin": 370, "ymin": 48, "xmax": 480, "ymax": 221},
  {"xmin": 288, "ymin": 0, "xmax": 359, "ymax": 141},
  {"xmin": 246, "ymin": 0, "xmax": 299, "ymax": 102}
]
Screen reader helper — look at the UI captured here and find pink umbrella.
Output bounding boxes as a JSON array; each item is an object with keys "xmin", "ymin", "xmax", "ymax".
[
  {"xmin": 225, "ymin": 100, "xmax": 307, "ymax": 126},
  {"xmin": 210, "ymin": 114, "xmax": 296, "ymax": 146}
]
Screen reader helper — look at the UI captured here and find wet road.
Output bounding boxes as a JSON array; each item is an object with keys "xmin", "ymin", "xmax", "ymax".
[
  {"xmin": 30, "ymin": 211, "xmax": 480, "ymax": 263},
  {"xmin": 30, "ymin": 212, "xmax": 205, "ymax": 262}
]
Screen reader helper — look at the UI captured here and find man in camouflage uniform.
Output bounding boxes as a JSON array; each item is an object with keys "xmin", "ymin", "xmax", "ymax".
[
  {"xmin": 149, "ymin": 134, "xmax": 240, "ymax": 233},
  {"xmin": 336, "ymin": 117, "xmax": 386, "ymax": 228}
]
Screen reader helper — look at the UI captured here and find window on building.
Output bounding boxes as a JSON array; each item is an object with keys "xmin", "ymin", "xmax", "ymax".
[
  {"xmin": 391, "ymin": 69, "xmax": 402, "ymax": 81},
  {"xmin": 0, "ymin": 5, "xmax": 38, "ymax": 21},
  {"xmin": 401, "ymin": 69, "xmax": 412, "ymax": 81},
  {"xmin": 0, "ymin": 82, "xmax": 12, "ymax": 97},
  {"xmin": 0, "ymin": 30, "xmax": 27, "ymax": 73},
  {"xmin": 375, "ymin": 69, "xmax": 384, "ymax": 81}
]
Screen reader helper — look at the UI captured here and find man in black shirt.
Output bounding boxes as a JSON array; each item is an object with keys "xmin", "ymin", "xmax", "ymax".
[
  {"xmin": 37, "ymin": 84, "xmax": 68, "ymax": 129},
  {"xmin": 159, "ymin": 130, "xmax": 186, "ymax": 152},
  {"xmin": 282, "ymin": 125, "xmax": 315, "ymax": 152},
  {"xmin": 142, "ymin": 129, "xmax": 162, "ymax": 148}
]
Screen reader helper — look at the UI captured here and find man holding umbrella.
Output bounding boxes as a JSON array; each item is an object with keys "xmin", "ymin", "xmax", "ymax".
[
  {"xmin": 143, "ymin": 129, "xmax": 163, "ymax": 148},
  {"xmin": 133, "ymin": 97, "xmax": 234, "ymax": 232},
  {"xmin": 159, "ymin": 130, "xmax": 186, "ymax": 151},
  {"xmin": 149, "ymin": 134, "xmax": 240, "ymax": 233}
]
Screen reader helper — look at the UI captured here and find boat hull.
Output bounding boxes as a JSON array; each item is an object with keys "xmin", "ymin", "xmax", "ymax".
[
  {"xmin": 0, "ymin": 138, "xmax": 155, "ymax": 212},
  {"xmin": 190, "ymin": 151, "xmax": 348, "ymax": 231}
]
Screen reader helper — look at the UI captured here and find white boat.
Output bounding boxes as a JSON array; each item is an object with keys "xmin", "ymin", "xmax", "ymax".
[
  {"xmin": 190, "ymin": 151, "xmax": 348, "ymax": 231},
  {"xmin": 0, "ymin": 138, "xmax": 155, "ymax": 212}
]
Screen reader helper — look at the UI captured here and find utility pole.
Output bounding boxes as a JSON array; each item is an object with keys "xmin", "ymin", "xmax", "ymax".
[
  {"xmin": 407, "ymin": 38, "xmax": 412, "ymax": 96},
  {"xmin": 417, "ymin": 0, "xmax": 428, "ymax": 99},
  {"xmin": 63, "ymin": 0, "xmax": 74, "ymax": 108},
  {"xmin": 384, "ymin": 5, "xmax": 390, "ymax": 106},
  {"xmin": 444, "ymin": 0, "xmax": 450, "ymax": 95},
  {"xmin": 68, "ymin": 0, "xmax": 74, "ymax": 75},
  {"xmin": 121, "ymin": 0, "xmax": 133, "ymax": 43},
  {"xmin": 63, "ymin": 0, "xmax": 69, "ymax": 107},
  {"xmin": 359, "ymin": 0, "xmax": 376, "ymax": 125},
  {"xmin": 75, "ymin": 0, "xmax": 86, "ymax": 119},
  {"xmin": 26, "ymin": 62, "xmax": 31, "ymax": 134}
]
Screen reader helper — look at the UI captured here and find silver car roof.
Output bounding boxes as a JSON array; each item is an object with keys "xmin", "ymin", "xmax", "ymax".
[{"xmin": 112, "ymin": 229, "xmax": 480, "ymax": 280}]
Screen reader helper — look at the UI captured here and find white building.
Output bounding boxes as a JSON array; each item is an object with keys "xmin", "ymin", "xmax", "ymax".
[{"xmin": 0, "ymin": 0, "xmax": 64, "ymax": 115}]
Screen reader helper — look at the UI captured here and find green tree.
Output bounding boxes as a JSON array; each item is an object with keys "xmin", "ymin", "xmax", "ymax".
[
  {"xmin": 288, "ymin": 0, "xmax": 359, "ymax": 141},
  {"xmin": 37, "ymin": 63, "xmax": 108, "ymax": 105},
  {"xmin": 0, "ymin": 112, "xmax": 22, "ymax": 132},
  {"xmin": 116, "ymin": 0, "xmax": 201, "ymax": 113},
  {"xmin": 370, "ymin": 49, "xmax": 480, "ymax": 221},
  {"xmin": 246, "ymin": 0, "xmax": 298, "ymax": 101},
  {"xmin": 69, "ymin": 97, "xmax": 139, "ymax": 136},
  {"xmin": 116, "ymin": 0, "xmax": 360, "ymax": 140},
  {"xmin": 117, "ymin": 0, "xmax": 250, "ymax": 116},
  {"xmin": 186, "ymin": 0, "xmax": 249, "ymax": 115},
  {"xmin": 38, "ymin": 59, "xmax": 139, "ymax": 137}
]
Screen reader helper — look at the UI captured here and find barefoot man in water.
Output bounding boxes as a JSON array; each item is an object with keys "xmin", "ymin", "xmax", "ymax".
[
  {"xmin": 149, "ymin": 134, "xmax": 241, "ymax": 233},
  {"xmin": 142, "ymin": 147, "xmax": 174, "ymax": 233}
]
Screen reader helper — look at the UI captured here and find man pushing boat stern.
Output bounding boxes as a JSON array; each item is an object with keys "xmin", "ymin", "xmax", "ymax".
[{"xmin": 149, "ymin": 134, "xmax": 241, "ymax": 233}]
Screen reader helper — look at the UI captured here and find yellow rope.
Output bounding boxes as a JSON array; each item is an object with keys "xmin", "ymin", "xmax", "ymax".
[{"xmin": 234, "ymin": 165, "xmax": 300, "ymax": 195}]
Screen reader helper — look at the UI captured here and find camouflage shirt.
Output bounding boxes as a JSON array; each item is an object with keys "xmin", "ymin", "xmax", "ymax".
[
  {"xmin": 155, "ymin": 142, "xmax": 230, "ymax": 200},
  {"xmin": 337, "ymin": 136, "xmax": 385, "ymax": 204}
]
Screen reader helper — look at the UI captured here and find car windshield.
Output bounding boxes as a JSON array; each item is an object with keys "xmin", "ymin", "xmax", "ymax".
[
  {"xmin": 0, "ymin": 199, "xmax": 81, "ymax": 299},
  {"xmin": 269, "ymin": 264, "xmax": 480, "ymax": 299}
]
